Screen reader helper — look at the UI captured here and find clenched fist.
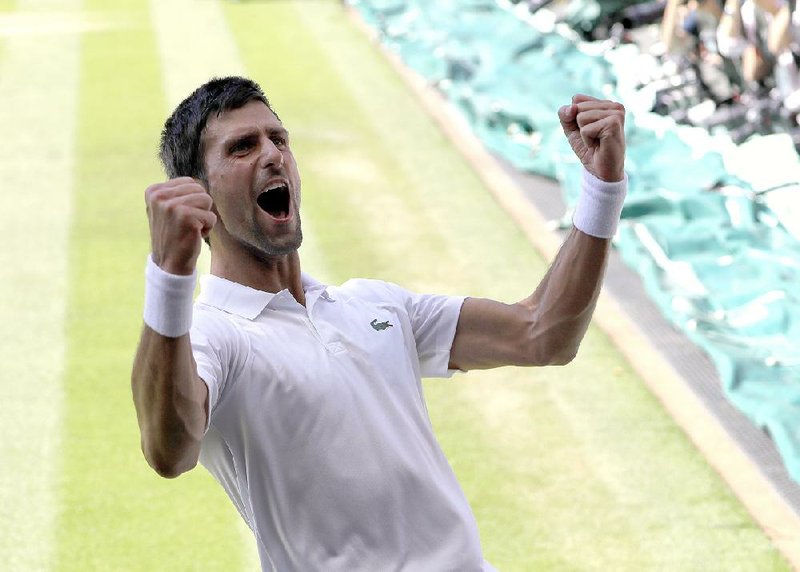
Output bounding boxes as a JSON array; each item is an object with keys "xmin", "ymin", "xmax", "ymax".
[
  {"xmin": 145, "ymin": 177, "xmax": 217, "ymax": 276},
  {"xmin": 558, "ymin": 94, "xmax": 626, "ymax": 183}
]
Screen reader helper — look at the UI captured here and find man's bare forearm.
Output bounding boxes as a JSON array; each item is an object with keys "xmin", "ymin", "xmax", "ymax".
[
  {"xmin": 133, "ymin": 177, "xmax": 215, "ymax": 478},
  {"xmin": 661, "ymin": 0, "xmax": 682, "ymax": 53},
  {"xmin": 719, "ymin": 0, "xmax": 743, "ymax": 40},
  {"xmin": 517, "ymin": 228, "xmax": 610, "ymax": 364},
  {"xmin": 131, "ymin": 327, "xmax": 207, "ymax": 478},
  {"xmin": 447, "ymin": 227, "xmax": 612, "ymax": 371},
  {"xmin": 768, "ymin": 5, "xmax": 792, "ymax": 55},
  {"xmin": 450, "ymin": 97, "xmax": 624, "ymax": 372}
]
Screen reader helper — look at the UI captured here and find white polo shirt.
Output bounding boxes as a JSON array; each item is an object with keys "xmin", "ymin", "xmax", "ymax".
[{"xmin": 191, "ymin": 273, "xmax": 495, "ymax": 571}]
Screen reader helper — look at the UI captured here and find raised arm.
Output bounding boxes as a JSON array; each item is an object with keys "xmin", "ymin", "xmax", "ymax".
[
  {"xmin": 767, "ymin": 2, "xmax": 793, "ymax": 55},
  {"xmin": 717, "ymin": 0, "xmax": 744, "ymax": 49},
  {"xmin": 450, "ymin": 95, "xmax": 626, "ymax": 371},
  {"xmin": 131, "ymin": 178, "xmax": 216, "ymax": 478}
]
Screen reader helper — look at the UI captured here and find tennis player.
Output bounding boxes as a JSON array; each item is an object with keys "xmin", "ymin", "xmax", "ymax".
[{"xmin": 132, "ymin": 76, "xmax": 626, "ymax": 571}]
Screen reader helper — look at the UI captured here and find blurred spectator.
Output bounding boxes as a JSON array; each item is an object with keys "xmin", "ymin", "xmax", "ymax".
[
  {"xmin": 716, "ymin": 0, "xmax": 799, "ymax": 143},
  {"xmin": 660, "ymin": 0, "xmax": 741, "ymax": 107},
  {"xmin": 717, "ymin": 0, "xmax": 785, "ymax": 85},
  {"xmin": 521, "ymin": 0, "xmax": 799, "ymax": 149},
  {"xmin": 662, "ymin": 0, "xmax": 724, "ymax": 55},
  {"xmin": 771, "ymin": 0, "xmax": 800, "ymax": 124}
]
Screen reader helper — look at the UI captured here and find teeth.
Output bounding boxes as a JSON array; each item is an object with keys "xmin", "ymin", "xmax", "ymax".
[{"xmin": 266, "ymin": 183, "xmax": 287, "ymax": 192}]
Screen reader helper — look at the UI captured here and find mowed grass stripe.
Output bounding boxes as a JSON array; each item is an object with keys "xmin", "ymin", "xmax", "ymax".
[
  {"xmin": 150, "ymin": 0, "xmax": 244, "ymax": 108},
  {"xmin": 150, "ymin": 0, "xmax": 233, "ymax": 278},
  {"xmin": 55, "ymin": 0, "xmax": 243, "ymax": 569},
  {"xmin": 225, "ymin": 2, "xmax": 789, "ymax": 570},
  {"xmin": 0, "ymin": 0, "xmax": 17, "ymax": 68},
  {"xmin": 149, "ymin": 0, "xmax": 262, "ymax": 566},
  {"xmin": 0, "ymin": 1, "xmax": 79, "ymax": 569}
]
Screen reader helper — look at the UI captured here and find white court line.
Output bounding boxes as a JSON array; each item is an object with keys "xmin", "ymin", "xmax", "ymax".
[{"xmin": 0, "ymin": 0, "xmax": 81, "ymax": 569}]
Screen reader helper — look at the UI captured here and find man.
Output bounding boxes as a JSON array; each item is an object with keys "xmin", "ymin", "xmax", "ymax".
[
  {"xmin": 717, "ymin": 0, "xmax": 788, "ymax": 84},
  {"xmin": 132, "ymin": 76, "xmax": 626, "ymax": 571}
]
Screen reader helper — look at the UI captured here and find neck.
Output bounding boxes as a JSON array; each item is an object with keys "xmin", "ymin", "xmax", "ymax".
[{"xmin": 210, "ymin": 249, "xmax": 305, "ymax": 306}]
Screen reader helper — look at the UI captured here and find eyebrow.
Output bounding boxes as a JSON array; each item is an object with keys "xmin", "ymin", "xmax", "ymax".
[
  {"xmin": 270, "ymin": 127, "xmax": 289, "ymax": 139},
  {"xmin": 223, "ymin": 131, "xmax": 257, "ymax": 151},
  {"xmin": 222, "ymin": 126, "xmax": 289, "ymax": 147}
]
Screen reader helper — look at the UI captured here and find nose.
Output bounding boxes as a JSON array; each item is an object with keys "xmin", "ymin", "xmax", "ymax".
[{"xmin": 259, "ymin": 139, "xmax": 283, "ymax": 169}]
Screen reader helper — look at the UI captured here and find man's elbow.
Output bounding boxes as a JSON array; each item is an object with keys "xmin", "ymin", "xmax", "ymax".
[
  {"xmin": 520, "ymin": 321, "xmax": 584, "ymax": 366},
  {"xmin": 142, "ymin": 440, "xmax": 199, "ymax": 479},
  {"xmin": 150, "ymin": 458, "xmax": 195, "ymax": 479},
  {"xmin": 547, "ymin": 347, "xmax": 579, "ymax": 366},
  {"xmin": 518, "ymin": 342, "xmax": 578, "ymax": 367}
]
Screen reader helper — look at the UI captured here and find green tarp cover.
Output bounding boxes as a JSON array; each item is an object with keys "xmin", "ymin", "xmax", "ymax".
[{"xmin": 349, "ymin": 0, "xmax": 800, "ymax": 480}]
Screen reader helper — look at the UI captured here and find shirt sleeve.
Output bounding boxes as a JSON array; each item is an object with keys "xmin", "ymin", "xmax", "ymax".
[
  {"xmin": 190, "ymin": 307, "xmax": 245, "ymax": 430},
  {"xmin": 405, "ymin": 290, "xmax": 466, "ymax": 378}
]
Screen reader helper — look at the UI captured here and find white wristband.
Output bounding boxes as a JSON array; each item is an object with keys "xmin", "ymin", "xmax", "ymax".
[
  {"xmin": 143, "ymin": 254, "xmax": 196, "ymax": 338},
  {"xmin": 572, "ymin": 168, "xmax": 627, "ymax": 239}
]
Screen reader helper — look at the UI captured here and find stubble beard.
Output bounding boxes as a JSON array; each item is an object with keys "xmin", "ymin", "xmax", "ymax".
[{"xmin": 248, "ymin": 217, "xmax": 303, "ymax": 260}]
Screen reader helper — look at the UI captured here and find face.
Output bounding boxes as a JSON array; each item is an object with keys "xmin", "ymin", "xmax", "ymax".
[{"xmin": 201, "ymin": 100, "xmax": 302, "ymax": 260}]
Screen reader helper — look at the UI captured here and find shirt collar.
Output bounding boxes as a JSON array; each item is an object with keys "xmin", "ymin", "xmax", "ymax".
[{"xmin": 196, "ymin": 272, "xmax": 331, "ymax": 320}]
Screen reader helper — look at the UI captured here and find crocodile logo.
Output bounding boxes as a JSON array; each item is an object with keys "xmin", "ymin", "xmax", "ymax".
[{"xmin": 370, "ymin": 318, "xmax": 393, "ymax": 331}]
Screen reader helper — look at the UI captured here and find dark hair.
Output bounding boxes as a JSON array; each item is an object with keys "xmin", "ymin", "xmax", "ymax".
[{"xmin": 159, "ymin": 76, "xmax": 279, "ymax": 180}]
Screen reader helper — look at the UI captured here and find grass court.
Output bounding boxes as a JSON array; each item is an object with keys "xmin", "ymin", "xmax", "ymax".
[{"xmin": 0, "ymin": 0, "xmax": 791, "ymax": 570}]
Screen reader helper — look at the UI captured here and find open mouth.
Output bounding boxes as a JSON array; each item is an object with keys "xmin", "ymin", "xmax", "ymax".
[{"xmin": 257, "ymin": 184, "xmax": 291, "ymax": 220}]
